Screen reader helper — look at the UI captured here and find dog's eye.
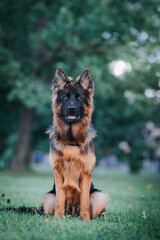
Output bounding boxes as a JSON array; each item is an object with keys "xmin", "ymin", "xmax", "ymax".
[
  {"xmin": 64, "ymin": 93, "xmax": 70, "ymax": 100},
  {"xmin": 75, "ymin": 93, "xmax": 82, "ymax": 100}
]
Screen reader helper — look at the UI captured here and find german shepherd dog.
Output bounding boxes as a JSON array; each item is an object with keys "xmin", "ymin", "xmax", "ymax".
[{"xmin": 43, "ymin": 68, "xmax": 108, "ymax": 221}]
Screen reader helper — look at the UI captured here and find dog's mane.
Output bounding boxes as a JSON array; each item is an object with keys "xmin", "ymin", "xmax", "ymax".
[{"xmin": 47, "ymin": 123, "xmax": 97, "ymax": 149}]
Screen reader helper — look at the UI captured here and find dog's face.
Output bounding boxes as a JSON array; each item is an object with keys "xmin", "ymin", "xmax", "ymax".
[
  {"xmin": 57, "ymin": 85, "xmax": 87, "ymax": 123},
  {"xmin": 53, "ymin": 68, "xmax": 94, "ymax": 124}
]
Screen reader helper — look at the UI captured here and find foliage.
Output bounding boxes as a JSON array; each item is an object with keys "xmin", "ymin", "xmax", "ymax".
[{"xmin": 0, "ymin": 0, "xmax": 160, "ymax": 171}]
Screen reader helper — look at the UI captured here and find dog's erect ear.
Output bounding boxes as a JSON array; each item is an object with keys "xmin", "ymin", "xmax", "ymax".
[
  {"xmin": 76, "ymin": 69, "xmax": 93, "ymax": 91},
  {"xmin": 53, "ymin": 68, "xmax": 71, "ymax": 90}
]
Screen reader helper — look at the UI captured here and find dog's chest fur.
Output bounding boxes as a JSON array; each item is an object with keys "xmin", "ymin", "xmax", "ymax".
[
  {"xmin": 48, "ymin": 125, "xmax": 96, "ymax": 174},
  {"xmin": 51, "ymin": 144, "xmax": 96, "ymax": 192}
]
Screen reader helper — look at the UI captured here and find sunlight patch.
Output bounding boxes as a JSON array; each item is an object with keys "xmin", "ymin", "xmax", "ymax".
[{"xmin": 108, "ymin": 60, "xmax": 132, "ymax": 78}]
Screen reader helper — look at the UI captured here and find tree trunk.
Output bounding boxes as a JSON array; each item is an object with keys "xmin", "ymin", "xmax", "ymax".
[
  {"xmin": 129, "ymin": 156, "xmax": 142, "ymax": 174},
  {"xmin": 9, "ymin": 105, "xmax": 35, "ymax": 171}
]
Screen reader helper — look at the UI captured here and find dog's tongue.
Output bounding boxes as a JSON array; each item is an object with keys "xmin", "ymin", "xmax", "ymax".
[{"xmin": 68, "ymin": 115, "xmax": 76, "ymax": 119}]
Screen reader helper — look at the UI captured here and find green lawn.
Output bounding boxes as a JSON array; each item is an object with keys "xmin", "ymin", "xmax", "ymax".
[{"xmin": 0, "ymin": 168, "xmax": 160, "ymax": 240}]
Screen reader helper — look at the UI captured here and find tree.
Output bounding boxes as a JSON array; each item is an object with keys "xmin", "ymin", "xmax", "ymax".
[
  {"xmin": 0, "ymin": 0, "xmax": 160, "ymax": 172},
  {"xmin": 0, "ymin": 0, "xmax": 110, "ymax": 171}
]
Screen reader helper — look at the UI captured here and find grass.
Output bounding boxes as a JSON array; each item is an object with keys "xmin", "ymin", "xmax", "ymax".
[{"xmin": 0, "ymin": 167, "xmax": 160, "ymax": 240}]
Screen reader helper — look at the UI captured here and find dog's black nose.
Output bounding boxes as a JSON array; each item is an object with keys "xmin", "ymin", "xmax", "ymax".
[{"xmin": 68, "ymin": 106, "xmax": 76, "ymax": 112}]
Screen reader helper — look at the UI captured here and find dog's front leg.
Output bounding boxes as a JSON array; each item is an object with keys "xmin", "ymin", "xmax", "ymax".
[
  {"xmin": 80, "ymin": 173, "xmax": 91, "ymax": 221},
  {"xmin": 54, "ymin": 170, "xmax": 65, "ymax": 218}
]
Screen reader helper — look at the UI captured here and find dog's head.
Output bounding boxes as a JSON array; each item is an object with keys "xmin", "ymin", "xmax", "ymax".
[{"xmin": 52, "ymin": 68, "xmax": 94, "ymax": 124}]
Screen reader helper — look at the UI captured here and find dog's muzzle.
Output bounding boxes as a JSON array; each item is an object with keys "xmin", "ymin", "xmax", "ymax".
[{"xmin": 65, "ymin": 105, "xmax": 80, "ymax": 122}]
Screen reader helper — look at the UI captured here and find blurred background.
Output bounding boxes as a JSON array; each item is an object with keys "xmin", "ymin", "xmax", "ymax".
[{"xmin": 0, "ymin": 0, "xmax": 160, "ymax": 173}]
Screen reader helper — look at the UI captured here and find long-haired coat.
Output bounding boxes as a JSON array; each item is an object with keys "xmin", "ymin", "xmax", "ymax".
[{"xmin": 43, "ymin": 68, "xmax": 108, "ymax": 221}]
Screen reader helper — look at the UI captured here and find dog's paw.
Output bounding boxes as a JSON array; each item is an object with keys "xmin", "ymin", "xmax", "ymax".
[
  {"xmin": 80, "ymin": 210, "xmax": 90, "ymax": 222},
  {"xmin": 54, "ymin": 211, "xmax": 63, "ymax": 219}
]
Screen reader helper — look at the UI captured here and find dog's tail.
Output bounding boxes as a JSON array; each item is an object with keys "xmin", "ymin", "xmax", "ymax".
[{"xmin": 0, "ymin": 207, "xmax": 44, "ymax": 214}]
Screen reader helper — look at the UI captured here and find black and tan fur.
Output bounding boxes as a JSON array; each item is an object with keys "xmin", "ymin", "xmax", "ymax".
[{"xmin": 43, "ymin": 68, "xmax": 108, "ymax": 221}]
